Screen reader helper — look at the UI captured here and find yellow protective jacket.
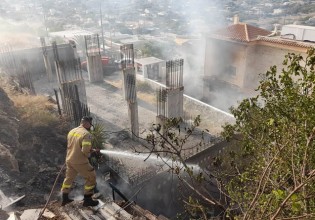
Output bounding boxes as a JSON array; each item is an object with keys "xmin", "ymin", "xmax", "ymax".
[{"xmin": 66, "ymin": 125, "xmax": 92, "ymax": 164}]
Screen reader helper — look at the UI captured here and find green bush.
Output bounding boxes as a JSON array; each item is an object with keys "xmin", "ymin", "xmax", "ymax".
[{"xmin": 91, "ymin": 122, "xmax": 106, "ymax": 150}]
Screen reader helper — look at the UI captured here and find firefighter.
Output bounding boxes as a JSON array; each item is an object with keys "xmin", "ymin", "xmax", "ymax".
[{"xmin": 61, "ymin": 116, "xmax": 99, "ymax": 207}]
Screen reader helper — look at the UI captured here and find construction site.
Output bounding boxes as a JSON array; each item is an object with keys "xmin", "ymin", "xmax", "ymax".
[{"xmin": 0, "ymin": 33, "xmax": 235, "ymax": 220}]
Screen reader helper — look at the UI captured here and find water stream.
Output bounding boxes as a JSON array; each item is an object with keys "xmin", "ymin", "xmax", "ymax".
[
  {"xmin": 99, "ymin": 149, "xmax": 203, "ymax": 218},
  {"xmin": 100, "ymin": 149, "xmax": 201, "ymax": 171}
]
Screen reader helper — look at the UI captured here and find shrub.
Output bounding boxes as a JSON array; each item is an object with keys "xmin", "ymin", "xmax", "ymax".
[{"xmin": 91, "ymin": 122, "xmax": 106, "ymax": 150}]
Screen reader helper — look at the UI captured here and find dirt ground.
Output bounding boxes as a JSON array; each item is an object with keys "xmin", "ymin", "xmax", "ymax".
[{"xmin": 0, "ymin": 76, "xmax": 69, "ymax": 212}]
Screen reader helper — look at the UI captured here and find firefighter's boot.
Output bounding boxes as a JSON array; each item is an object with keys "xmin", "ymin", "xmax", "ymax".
[
  {"xmin": 83, "ymin": 194, "xmax": 99, "ymax": 207},
  {"xmin": 61, "ymin": 193, "xmax": 73, "ymax": 206}
]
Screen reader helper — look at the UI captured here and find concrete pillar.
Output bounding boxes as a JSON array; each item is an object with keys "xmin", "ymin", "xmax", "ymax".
[
  {"xmin": 87, "ymin": 54, "xmax": 103, "ymax": 83},
  {"xmin": 123, "ymin": 68, "xmax": 139, "ymax": 140},
  {"xmin": 43, "ymin": 55, "xmax": 53, "ymax": 82},
  {"xmin": 167, "ymin": 87, "xmax": 184, "ymax": 118},
  {"xmin": 128, "ymin": 101, "xmax": 139, "ymax": 140}
]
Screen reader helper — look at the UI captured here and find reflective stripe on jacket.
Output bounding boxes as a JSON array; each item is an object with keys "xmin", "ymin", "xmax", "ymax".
[{"xmin": 66, "ymin": 125, "xmax": 92, "ymax": 164}]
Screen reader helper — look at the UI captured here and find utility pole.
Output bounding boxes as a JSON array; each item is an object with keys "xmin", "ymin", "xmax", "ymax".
[{"xmin": 100, "ymin": 2, "xmax": 105, "ymax": 55}]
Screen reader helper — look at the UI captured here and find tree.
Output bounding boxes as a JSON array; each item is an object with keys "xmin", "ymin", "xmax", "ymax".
[
  {"xmin": 141, "ymin": 41, "xmax": 164, "ymax": 59},
  {"xmin": 139, "ymin": 48, "xmax": 315, "ymax": 219},
  {"xmin": 136, "ymin": 49, "xmax": 315, "ymax": 219},
  {"xmin": 222, "ymin": 48, "xmax": 315, "ymax": 219},
  {"xmin": 140, "ymin": 41, "xmax": 177, "ymax": 60}
]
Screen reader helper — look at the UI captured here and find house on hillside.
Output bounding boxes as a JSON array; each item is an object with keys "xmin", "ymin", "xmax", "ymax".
[{"xmin": 203, "ymin": 16, "xmax": 315, "ymax": 109}]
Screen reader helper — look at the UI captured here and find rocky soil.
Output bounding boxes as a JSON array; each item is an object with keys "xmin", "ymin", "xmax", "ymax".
[{"xmin": 0, "ymin": 76, "xmax": 69, "ymax": 212}]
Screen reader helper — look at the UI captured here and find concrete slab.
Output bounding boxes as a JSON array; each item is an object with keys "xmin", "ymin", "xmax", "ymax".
[
  {"xmin": 20, "ymin": 209, "xmax": 41, "ymax": 220},
  {"xmin": 99, "ymin": 202, "xmax": 132, "ymax": 220}
]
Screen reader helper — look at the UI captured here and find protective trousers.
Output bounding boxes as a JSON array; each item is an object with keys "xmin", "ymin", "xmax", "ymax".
[{"xmin": 61, "ymin": 162, "xmax": 96, "ymax": 195}]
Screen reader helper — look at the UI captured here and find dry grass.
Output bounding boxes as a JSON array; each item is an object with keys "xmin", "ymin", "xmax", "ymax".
[
  {"xmin": 11, "ymin": 95, "xmax": 59, "ymax": 127},
  {"xmin": 137, "ymin": 92, "xmax": 156, "ymax": 105},
  {"xmin": 0, "ymin": 75, "xmax": 59, "ymax": 127},
  {"xmin": 107, "ymin": 80, "xmax": 123, "ymax": 89}
]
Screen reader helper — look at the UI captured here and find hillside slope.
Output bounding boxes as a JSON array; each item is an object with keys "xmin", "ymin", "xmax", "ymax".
[{"xmin": 0, "ymin": 76, "xmax": 69, "ymax": 210}]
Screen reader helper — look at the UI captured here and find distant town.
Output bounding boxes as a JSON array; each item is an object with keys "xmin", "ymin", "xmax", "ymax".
[
  {"xmin": 2, "ymin": 0, "xmax": 315, "ymax": 38},
  {"xmin": 1, "ymin": 0, "xmax": 315, "ymax": 111}
]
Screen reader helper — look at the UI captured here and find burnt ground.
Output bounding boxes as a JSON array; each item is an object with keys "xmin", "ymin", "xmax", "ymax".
[{"xmin": 0, "ymin": 76, "xmax": 69, "ymax": 212}]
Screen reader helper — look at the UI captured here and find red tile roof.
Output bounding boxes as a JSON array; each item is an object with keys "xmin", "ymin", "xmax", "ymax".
[
  {"xmin": 256, "ymin": 36, "xmax": 315, "ymax": 48},
  {"xmin": 211, "ymin": 23, "xmax": 272, "ymax": 42}
]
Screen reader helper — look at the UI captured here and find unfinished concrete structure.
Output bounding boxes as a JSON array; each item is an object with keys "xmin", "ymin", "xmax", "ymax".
[
  {"xmin": 121, "ymin": 44, "xmax": 139, "ymax": 140},
  {"xmin": 40, "ymin": 37, "xmax": 53, "ymax": 82},
  {"xmin": 52, "ymin": 41, "xmax": 89, "ymax": 125},
  {"xmin": 165, "ymin": 59, "xmax": 184, "ymax": 118},
  {"xmin": 156, "ymin": 59, "xmax": 184, "ymax": 123},
  {"xmin": 85, "ymin": 34, "xmax": 103, "ymax": 83}
]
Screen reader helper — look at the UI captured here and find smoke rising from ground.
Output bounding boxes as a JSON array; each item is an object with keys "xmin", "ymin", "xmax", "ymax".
[{"xmin": 168, "ymin": 0, "xmax": 228, "ymax": 108}]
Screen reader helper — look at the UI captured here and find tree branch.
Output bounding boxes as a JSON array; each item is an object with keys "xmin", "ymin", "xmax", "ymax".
[
  {"xmin": 244, "ymin": 143, "xmax": 286, "ymax": 220},
  {"xmin": 270, "ymin": 170, "xmax": 315, "ymax": 220}
]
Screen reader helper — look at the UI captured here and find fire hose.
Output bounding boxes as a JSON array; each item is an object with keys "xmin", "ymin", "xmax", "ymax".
[
  {"xmin": 37, "ymin": 163, "xmax": 66, "ymax": 220},
  {"xmin": 36, "ymin": 149, "xmax": 101, "ymax": 219}
]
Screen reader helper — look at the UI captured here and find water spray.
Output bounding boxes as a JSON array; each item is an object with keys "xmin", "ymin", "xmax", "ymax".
[{"xmin": 100, "ymin": 149, "xmax": 201, "ymax": 172}]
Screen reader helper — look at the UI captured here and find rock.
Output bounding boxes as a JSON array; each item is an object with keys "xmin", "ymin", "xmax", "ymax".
[
  {"xmin": 0, "ymin": 143, "xmax": 19, "ymax": 172},
  {"xmin": 42, "ymin": 209, "xmax": 56, "ymax": 219}
]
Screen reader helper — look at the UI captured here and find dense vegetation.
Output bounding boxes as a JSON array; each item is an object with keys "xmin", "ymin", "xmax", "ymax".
[
  {"xmin": 144, "ymin": 49, "xmax": 315, "ymax": 219},
  {"xmin": 220, "ymin": 48, "xmax": 315, "ymax": 219}
]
